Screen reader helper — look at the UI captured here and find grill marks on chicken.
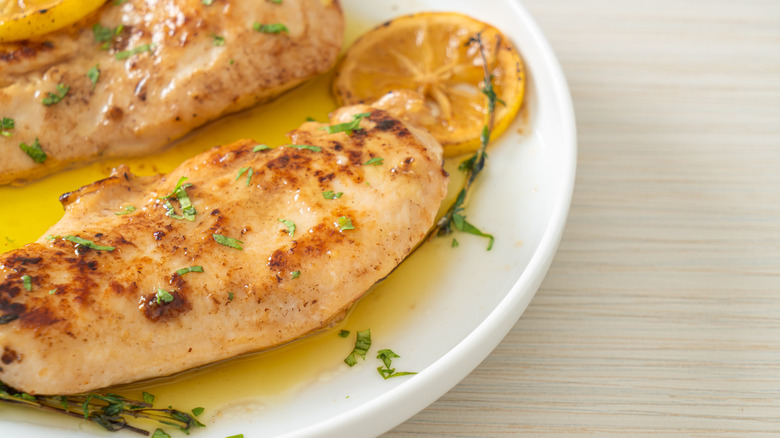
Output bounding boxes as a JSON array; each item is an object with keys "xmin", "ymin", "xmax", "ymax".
[
  {"xmin": 0, "ymin": 0, "xmax": 344, "ymax": 184},
  {"xmin": 0, "ymin": 107, "xmax": 448, "ymax": 395}
]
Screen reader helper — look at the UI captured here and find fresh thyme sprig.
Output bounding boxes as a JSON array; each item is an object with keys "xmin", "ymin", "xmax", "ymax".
[
  {"xmin": 431, "ymin": 32, "xmax": 498, "ymax": 250},
  {"xmin": 0, "ymin": 381, "xmax": 204, "ymax": 435}
]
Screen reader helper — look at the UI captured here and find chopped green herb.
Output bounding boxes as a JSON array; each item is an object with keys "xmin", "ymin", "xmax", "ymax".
[
  {"xmin": 452, "ymin": 212, "xmax": 494, "ymax": 250},
  {"xmin": 269, "ymin": 0, "xmax": 282, "ymax": 3},
  {"xmin": 212, "ymin": 34, "xmax": 225, "ymax": 46},
  {"xmin": 21, "ymin": 275, "xmax": 32, "ymax": 291},
  {"xmin": 142, "ymin": 392, "xmax": 155, "ymax": 404},
  {"xmin": 226, "ymin": 435, "xmax": 244, "ymax": 438},
  {"xmin": 191, "ymin": 407, "xmax": 204, "ymax": 416},
  {"xmin": 229, "ymin": 59, "xmax": 235, "ymax": 65},
  {"xmin": 337, "ymin": 216, "xmax": 355, "ymax": 231},
  {"xmin": 364, "ymin": 157, "xmax": 383, "ymax": 166},
  {"xmin": 155, "ymin": 288, "xmax": 174, "ymax": 304},
  {"xmin": 42, "ymin": 84, "xmax": 69, "ymax": 106},
  {"xmin": 159, "ymin": 176, "xmax": 196, "ymax": 221},
  {"xmin": 113, "ymin": 0, "xmax": 128, "ymax": 5},
  {"xmin": 228, "ymin": 292, "xmax": 234, "ymax": 301},
  {"xmin": 321, "ymin": 112, "xmax": 371, "ymax": 135},
  {"xmin": 19, "ymin": 138, "xmax": 46, "ymax": 163},
  {"xmin": 114, "ymin": 205, "xmax": 136, "ymax": 215},
  {"xmin": 175, "ymin": 265, "xmax": 203, "ymax": 276},
  {"xmin": 252, "ymin": 144, "xmax": 270, "ymax": 152},
  {"xmin": 376, "ymin": 349, "xmax": 417, "ymax": 380},
  {"xmin": 278, "ymin": 219, "xmax": 296, "ymax": 237},
  {"xmin": 291, "ymin": 270, "xmax": 301, "ymax": 279},
  {"xmin": 322, "ymin": 191, "xmax": 343, "ymax": 200},
  {"xmin": 1, "ymin": 117, "xmax": 14, "ymax": 137},
  {"xmin": 452, "ymin": 238, "xmax": 459, "ymax": 248},
  {"xmin": 92, "ymin": 23, "xmax": 123, "ymax": 49},
  {"xmin": 55, "ymin": 235, "xmax": 115, "ymax": 251},
  {"xmin": 305, "ymin": 116, "xmax": 316, "ymax": 122},
  {"xmin": 253, "ymin": 22, "xmax": 289, "ymax": 34},
  {"xmin": 87, "ymin": 64, "xmax": 100, "ymax": 90},
  {"xmin": 116, "ymin": 44, "xmax": 153, "ymax": 60},
  {"xmin": 48, "ymin": 289, "xmax": 57, "ymax": 294},
  {"xmin": 338, "ymin": 330, "xmax": 350, "ymax": 338},
  {"xmin": 287, "ymin": 144, "xmax": 321, "ymax": 152},
  {"xmin": 344, "ymin": 329, "xmax": 371, "ymax": 367},
  {"xmin": 151, "ymin": 429, "xmax": 171, "ymax": 438},
  {"xmin": 201, "ymin": 0, "xmax": 214, "ymax": 4},
  {"xmin": 235, "ymin": 167, "xmax": 253, "ymax": 186},
  {"xmin": 212, "ymin": 233, "xmax": 243, "ymax": 250}
]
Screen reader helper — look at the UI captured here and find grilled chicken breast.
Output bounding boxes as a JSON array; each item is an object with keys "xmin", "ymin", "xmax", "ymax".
[
  {"xmin": 0, "ymin": 107, "xmax": 448, "ymax": 395},
  {"xmin": 0, "ymin": 0, "xmax": 344, "ymax": 185}
]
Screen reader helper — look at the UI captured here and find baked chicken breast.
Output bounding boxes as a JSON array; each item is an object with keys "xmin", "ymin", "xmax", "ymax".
[
  {"xmin": 0, "ymin": 106, "xmax": 448, "ymax": 395},
  {"xmin": 0, "ymin": 0, "xmax": 344, "ymax": 185}
]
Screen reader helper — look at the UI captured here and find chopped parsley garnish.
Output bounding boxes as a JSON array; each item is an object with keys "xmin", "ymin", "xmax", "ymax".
[
  {"xmin": 155, "ymin": 288, "xmax": 174, "ymax": 304},
  {"xmin": 212, "ymin": 233, "xmax": 243, "ymax": 250},
  {"xmin": 212, "ymin": 34, "xmax": 225, "ymax": 46},
  {"xmin": 287, "ymin": 144, "xmax": 321, "ymax": 152},
  {"xmin": 452, "ymin": 238, "xmax": 459, "ymax": 248},
  {"xmin": 1, "ymin": 117, "xmax": 14, "ymax": 137},
  {"xmin": 337, "ymin": 216, "xmax": 355, "ymax": 231},
  {"xmin": 305, "ymin": 116, "xmax": 316, "ymax": 122},
  {"xmin": 159, "ymin": 176, "xmax": 196, "ymax": 221},
  {"xmin": 344, "ymin": 329, "xmax": 371, "ymax": 367},
  {"xmin": 291, "ymin": 270, "xmax": 301, "ymax": 279},
  {"xmin": 376, "ymin": 349, "xmax": 417, "ymax": 380},
  {"xmin": 322, "ymin": 112, "xmax": 371, "ymax": 135},
  {"xmin": 151, "ymin": 429, "xmax": 170, "ymax": 438},
  {"xmin": 338, "ymin": 330, "xmax": 350, "ymax": 338},
  {"xmin": 114, "ymin": 0, "xmax": 128, "ymax": 5},
  {"xmin": 278, "ymin": 219, "xmax": 296, "ymax": 237},
  {"xmin": 201, "ymin": 0, "xmax": 214, "ymax": 4},
  {"xmin": 322, "ymin": 191, "xmax": 343, "ymax": 200},
  {"xmin": 56, "ymin": 235, "xmax": 115, "ymax": 251},
  {"xmin": 228, "ymin": 292, "xmax": 234, "ymax": 301},
  {"xmin": 48, "ymin": 289, "xmax": 57, "ymax": 295},
  {"xmin": 253, "ymin": 23, "xmax": 289, "ymax": 34},
  {"xmin": 21, "ymin": 275, "xmax": 32, "ymax": 291},
  {"xmin": 42, "ymin": 84, "xmax": 69, "ymax": 106},
  {"xmin": 19, "ymin": 138, "xmax": 46, "ymax": 163},
  {"xmin": 269, "ymin": 0, "xmax": 282, "ymax": 3},
  {"xmin": 451, "ymin": 211, "xmax": 494, "ymax": 250},
  {"xmin": 235, "ymin": 167, "xmax": 253, "ymax": 186},
  {"xmin": 226, "ymin": 435, "xmax": 244, "ymax": 438},
  {"xmin": 116, "ymin": 44, "xmax": 154, "ymax": 60},
  {"xmin": 87, "ymin": 64, "xmax": 100, "ymax": 90},
  {"xmin": 364, "ymin": 157, "xmax": 383, "ymax": 166},
  {"xmin": 115, "ymin": 205, "xmax": 136, "ymax": 215},
  {"xmin": 142, "ymin": 392, "xmax": 155, "ymax": 404},
  {"xmin": 191, "ymin": 407, "xmax": 205, "ymax": 416},
  {"xmin": 252, "ymin": 144, "xmax": 270, "ymax": 152},
  {"xmin": 175, "ymin": 265, "xmax": 204, "ymax": 276},
  {"xmin": 92, "ymin": 23, "xmax": 123, "ymax": 49}
]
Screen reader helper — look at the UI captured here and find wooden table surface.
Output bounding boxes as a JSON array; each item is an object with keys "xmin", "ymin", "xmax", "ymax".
[{"xmin": 386, "ymin": 0, "xmax": 780, "ymax": 436}]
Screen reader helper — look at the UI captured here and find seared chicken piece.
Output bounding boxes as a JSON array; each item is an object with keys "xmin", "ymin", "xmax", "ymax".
[
  {"xmin": 0, "ymin": 107, "xmax": 448, "ymax": 395},
  {"xmin": 0, "ymin": 0, "xmax": 344, "ymax": 185}
]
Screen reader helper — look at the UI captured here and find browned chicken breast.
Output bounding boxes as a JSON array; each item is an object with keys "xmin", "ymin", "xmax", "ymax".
[
  {"xmin": 0, "ymin": 106, "xmax": 448, "ymax": 395},
  {"xmin": 0, "ymin": 0, "xmax": 344, "ymax": 185}
]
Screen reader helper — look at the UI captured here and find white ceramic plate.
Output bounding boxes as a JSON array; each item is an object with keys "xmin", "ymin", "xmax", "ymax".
[{"xmin": 1, "ymin": 0, "xmax": 575, "ymax": 436}]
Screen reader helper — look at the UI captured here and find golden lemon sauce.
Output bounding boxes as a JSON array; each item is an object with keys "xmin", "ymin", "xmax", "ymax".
[{"xmin": 0, "ymin": 68, "xmax": 464, "ymax": 424}]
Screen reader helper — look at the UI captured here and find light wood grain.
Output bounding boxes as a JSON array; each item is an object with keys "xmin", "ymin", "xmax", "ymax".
[{"xmin": 385, "ymin": 0, "xmax": 780, "ymax": 436}]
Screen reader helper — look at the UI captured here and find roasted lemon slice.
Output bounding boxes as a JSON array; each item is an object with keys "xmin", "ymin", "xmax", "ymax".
[
  {"xmin": 332, "ymin": 12, "xmax": 525, "ymax": 157},
  {"xmin": 0, "ymin": 0, "xmax": 106, "ymax": 43}
]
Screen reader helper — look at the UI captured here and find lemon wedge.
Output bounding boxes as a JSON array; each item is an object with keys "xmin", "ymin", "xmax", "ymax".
[
  {"xmin": 0, "ymin": 0, "xmax": 107, "ymax": 43},
  {"xmin": 332, "ymin": 12, "xmax": 525, "ymax": 157}
]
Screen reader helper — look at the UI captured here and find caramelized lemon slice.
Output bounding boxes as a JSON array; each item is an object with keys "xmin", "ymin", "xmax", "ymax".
[
  {"xmin": 0, "ymin": 0, "xmax": 107, "ymax": 43},
  {"xmin": 332, "ymin": 12, "xmax": 525, "ymax": 157}
]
